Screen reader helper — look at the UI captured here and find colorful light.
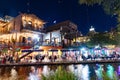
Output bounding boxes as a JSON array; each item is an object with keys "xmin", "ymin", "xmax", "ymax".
[
  {"xmin": 107, "ymin": 65, "xmax": 114, "ymax": 79},
  {"xmin": 95, "ymin": 64, "xmax": 103, "ymax": 80}
]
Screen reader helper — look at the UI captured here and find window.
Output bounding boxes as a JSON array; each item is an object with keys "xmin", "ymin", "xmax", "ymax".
[
  {"xmin": 23, "ymin": 20, "xmax": 27, "ymax": 27},
  {"xmin": 45, "ymin": 39, "xmax": 50, "ymax": 44},
  {"xmin": 28, "ymin": 21, "xmax": 32, "ymax": 25},
  {"xmin": 34, "ymin": 23, "xmax": 38, "ymax": 30}
]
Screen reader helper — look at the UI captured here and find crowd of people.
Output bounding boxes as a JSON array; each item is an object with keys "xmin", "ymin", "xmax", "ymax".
[
  {"xmin": 21, "ymin": 49, "xmax": 120, "ymax": 63},
  {"xmin": 0, "ymin": 48, "xmax": 120, "ymax": 64},
  {"xmin": 0, "ymin": 53, "xmax": 18, "ymax": 64}
]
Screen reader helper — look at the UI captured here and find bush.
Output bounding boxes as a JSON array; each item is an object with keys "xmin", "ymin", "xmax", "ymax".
[{"xmin": 42, "ymin": 66, "xmax": 76, "ymax": 80}]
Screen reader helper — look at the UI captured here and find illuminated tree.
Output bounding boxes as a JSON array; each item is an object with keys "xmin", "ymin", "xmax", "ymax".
[{"xmin": 86, "ymin": 32, "xmax": 117, "ymax": 47}]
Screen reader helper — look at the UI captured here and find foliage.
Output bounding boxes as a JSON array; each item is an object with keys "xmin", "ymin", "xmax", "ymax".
[
  {"xmin": 1, "ymin": 48, "xmax": 8, "ymax": 53},
  {"xmin": 114, "ymin": 32, "xmax": 120, "ymax": 45},
  {"xmin": 42, "ymin": 66, "xmax": 76, "ymax": 80},
  {"xmin": 79, "ymin": 0, "xmax": 103, "ymax": 6},
  {"xmin": 102, "ymin": 71, "xmax": 118, "ymax": 80},
  {"xmin": 79, "ymin": 0, "xmax": 120, "ymax": 26},
  {"xmin": 79, "ymin": 0, "xmax": 120, "ymax": 39},
  {"xmin": 86, "ymin": 32, "xmax": 117, "ymax": 46},
  {"xmin": 79, "ymin": 0, "xmax": 120, "ymax": 45},
  {"xmin": 79, "ymin": 0, "xmax": 120, "ymax": 15},
  {"xmin": 15, "ymin": 48, "xmax": 21, "ymax": 52}
]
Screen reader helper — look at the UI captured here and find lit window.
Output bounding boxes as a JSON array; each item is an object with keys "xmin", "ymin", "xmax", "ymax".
[
  {"xmin": 45, "ymin": 39, "xmax": 50, "ymax": 44},
  {"xmin": 35, "ymin": 23, "xmax": 37, "ymax": 27},
  {"xmin": 34, "ymin": 23, "xmax": 37, "ymax": 30},
  {"xmin": 28, "ymin": 21, "xmax": 32, "ymax": 24},
  {"xmin": 23, "ymin": 20, "xmax": 27, "ymax": 27}
]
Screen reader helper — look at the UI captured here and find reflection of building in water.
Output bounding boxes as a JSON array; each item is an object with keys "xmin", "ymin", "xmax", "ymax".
[
  {"xmin": 28, "ymin": 66, "xmax": 40, "ymax": 80},
  {"xmin": 81, "ymin": 65, "xmax": 89, "ymax": 80},
  {"xmin": 42, "ymin": 65, "xmax": 50, "ymax": 77},
  {"xmin": 118, "ymin": 66, "xmax": 120, "ymax": 75},
  {"xmin": 0, "ymin": 13, "xmax": 45, "ymax": 48},
  {"xmin": 68, "ymin": 64, "xmax": 90, "ymax": 80},
  {"xmin": 67, "ymin": 65, "xmax": 75, "ymax": 73},
  {"xmin": 95, "ymin": 64, "xmax": 104, "ymax": 80},
  {"xmin": 106, "ymin": 65, "xmax": 114, "ymax": 79},
  {"xmin": 10, "ymin": 67, "xmax": 18, "ymax": 80}
]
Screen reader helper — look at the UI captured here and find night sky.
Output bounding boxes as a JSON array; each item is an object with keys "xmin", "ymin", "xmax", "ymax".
[{"xmin": 0, "ymin": 0, "xmax": 117, "ymax": 35}]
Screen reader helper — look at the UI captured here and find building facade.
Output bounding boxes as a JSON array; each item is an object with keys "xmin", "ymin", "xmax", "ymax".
[
  {"xmin": 0, "ymin": 14, "xmax": 83, "ymax": 49},
  {"xmin": 44, "ymin": 20, "xmax": 80, "ymax": 47},
  {"xmin": 0, "ymin": 13, "xmax": 45, "ymax": 48}
]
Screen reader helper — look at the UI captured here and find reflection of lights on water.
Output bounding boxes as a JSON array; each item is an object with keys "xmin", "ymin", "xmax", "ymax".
[
  {"xmin": 68, "ymin": 65, "xmax": 74, "ymax": 73},
  {"xmin": 95, "ymin": 64, "xmax": 103, "ymax": 80},
  {"xmin": 74, "ymin": 65, "xmax": 89, "ymax": 80},
  {"xmin": 117, "ymin": 66, "xmax": 120, "ymax": 75},
  {"xmin": 42, "ymin": 65, "xmax": 50, "ymax": 77},
  {"xmin": 0, "ymin": 64, "xmax": 118, "ymax": 80},
  {"xmin": 10, "ymin": 67, "xmax": 18, "ymax": 80},
  {"xmin": 107, "ymin": 65, "xmax": 114, "ymax": 79},
  {"xmin": 82, "ymin": 65, "xmax": 90, "ymax": 80},
  {"xmin": 28, "ymin": 66, "xmax": 40, "ymax": 80},
  {"xmin": 74, "ymin": 64, "xmax": 83, "ymax": 79}
]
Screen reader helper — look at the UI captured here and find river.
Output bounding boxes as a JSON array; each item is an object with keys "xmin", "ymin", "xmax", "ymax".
[{"xmin": 0, "ymin": 63, "xmax": 119, "ymax": 80}]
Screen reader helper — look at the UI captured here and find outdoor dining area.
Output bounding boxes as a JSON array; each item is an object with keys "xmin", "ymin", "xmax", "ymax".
[
  {"xmin": 18, "ymin": 46, "xmax": 120, "ymax": 63},
  {"xmin": 0, "ymin": 45, "xmax": 120, "ymax": 64}
]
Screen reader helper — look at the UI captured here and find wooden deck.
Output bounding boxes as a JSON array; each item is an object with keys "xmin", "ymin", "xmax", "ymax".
[{"xmin": 0, "ymin": 59, "xmax": 119, "ymax": 67}]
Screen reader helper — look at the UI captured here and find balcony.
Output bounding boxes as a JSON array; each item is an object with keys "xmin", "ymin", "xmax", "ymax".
[
  {"xmin": 42, "ymin": 42, "xmax": 62, "ymax": 46},
  {"xmin": 22, "ymin": 25, "xmax": 45, "ymax": 33},
  {"xmin": 13, "ymin": 42, "xmax": 62, "ymax": 49}
]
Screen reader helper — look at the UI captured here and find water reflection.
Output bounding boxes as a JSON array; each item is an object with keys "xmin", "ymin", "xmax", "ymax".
[
  {"xmin": 10, "ymin": 67, "xmax": 18, "ymax": 80},
  {"xmin": 42, "ymin": 65, "xmax": 50, "ymax": 77},
  {"xmin": 28, "ymin": 66, "xmax": 40, "ymax": 80},
  {"xmin": 118, "ymin": 66, "xmax": 120, "ymax": 75},
  {"xmin": 95, "ymin": 64, "xmax": 104, "ymax": 80},
  {"xmin": 64, "ymin": 64, "xmax": 90, "ymax": 80},
  {"xmin": 82, "ymin": 65, "xmax": 90, "ymax": 80},
  {"xmin": 72, "ymin": 64, "xmax": 90, "ymax": 80},
  {"xmin": 0, "ymin": 63, "xmax": 119, "ymax": 80},
  {"xmin": 106, "ymin": 65, "xmax": 114, "ymax": 79}
]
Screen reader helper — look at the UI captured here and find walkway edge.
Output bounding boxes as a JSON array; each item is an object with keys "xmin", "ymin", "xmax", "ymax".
[{"xmin": 0, "ymin": 60, "xmax": 119, "ymax": 67}]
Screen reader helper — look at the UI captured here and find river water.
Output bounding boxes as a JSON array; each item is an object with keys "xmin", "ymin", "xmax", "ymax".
[{"xmin": 0, "ymin": 63, "xmax": 120, "ymax": 80}]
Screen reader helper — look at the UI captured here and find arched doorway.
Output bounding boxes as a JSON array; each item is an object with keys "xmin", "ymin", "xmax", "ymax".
[{"xmin": 19, "ymin": 36, "xmax": 26, "ymax": 44}]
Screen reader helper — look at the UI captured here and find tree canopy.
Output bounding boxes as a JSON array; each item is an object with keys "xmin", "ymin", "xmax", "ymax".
[
  {"xmin": 79, "ymin": 0, "xmax": 120, "ymax": 26},
  {"xmin": 79, "ymin": 0, "xmax": 120, "ymax": 46},
  {"xmin": 86, "ymin": 32, "xmax": 116, "ymax": 47}
]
